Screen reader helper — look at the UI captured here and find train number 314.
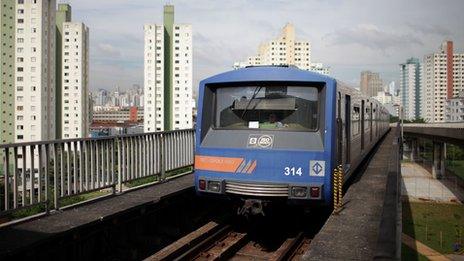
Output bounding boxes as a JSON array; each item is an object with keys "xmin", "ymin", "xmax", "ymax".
[{"xmin": 284, "ymin": 167, "xmax": 303, "ymax": 176}]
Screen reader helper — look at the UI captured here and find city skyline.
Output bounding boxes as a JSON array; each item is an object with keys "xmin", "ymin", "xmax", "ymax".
[{"xmin": 67, "ymin": 0, "xmax": 464, "ymax": 91}]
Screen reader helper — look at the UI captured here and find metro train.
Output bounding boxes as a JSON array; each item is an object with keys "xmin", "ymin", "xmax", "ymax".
[{"xmin": 194, "ymin": 66, "xmax": 389, "ymax": 212}]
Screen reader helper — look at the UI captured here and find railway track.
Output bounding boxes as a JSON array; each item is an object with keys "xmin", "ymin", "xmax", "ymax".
[{"xmin": 146, "ymin": 221, "xmax": 311, "ymax": 260}]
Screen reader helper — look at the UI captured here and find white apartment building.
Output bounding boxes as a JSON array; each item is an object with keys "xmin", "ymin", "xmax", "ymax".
[
  {"xmin": 171, "ymin": 24, "xmax": 193, "ymax": 130},
  {"xmin": 61, "ymin": 22, "xmax": 89, "ymax": 138},
  {"xmin": 144, "ymin": 24, "xmax": 164, "ymax": 132},
  {"xmin": 144, "ymin": 5, "xmax": 193, "ymax": 132},
  {"xmin": 399, "ymin": 58, "xmax": 421, "ymax": 120},
  {"xmin": 14, "ymin": 0, "xmax": 56, "ymax": 143},
  {"xmin": 234, "ymin": 23, "xmax": 330, "ymax": 75},
  {"xmin": 310, "ymin": 63, "xmax": 330, "ymax": 76},
  {"xmin": 373, "ymin": 91, "xmax": 393, "ymax": 105},
  {"xmin": 422, "ymin": 41, "xmax": 464, "ymax": 122}
]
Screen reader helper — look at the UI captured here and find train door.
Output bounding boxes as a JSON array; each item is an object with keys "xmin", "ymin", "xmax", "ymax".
[
  {"xmin": 345, "ymin": 95, "xmax": 351, "ymax": 165},
  {"xmin": 369, "ymin": 102, "xmax": 373, "ymax": 142},
  {"xmin": 361, "ymin": 100, "xmax": 365, "ymax": 151},
  {"xmin": 337, "ymin": 92, "xmax": 343, "ymax": 166}
]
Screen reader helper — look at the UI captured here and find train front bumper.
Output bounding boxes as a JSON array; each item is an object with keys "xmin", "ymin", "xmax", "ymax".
[{"xmin": 197, "ymin": 178, "xmax": 323, "ymax": 200}]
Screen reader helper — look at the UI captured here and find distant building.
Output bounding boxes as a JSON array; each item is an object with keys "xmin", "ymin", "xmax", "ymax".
[
  {"xmin": 95, "ymin": 89, "xmax": 108, "ymax": 106},
  {"xmin": 309, "ymin": 63, "xmax": 330, "ymax": 76},
  {"xmin": 360, "ymin": 71, "xmax": 383, "ymax": 97},
  {"xmin": 445, "ymin": 91, "xmax": 464, "ymax": 122},
  {"xmin": 399, "ymin": 58, "xmax": 422, "ymax": 120},
  {"xmin": 92, "ymin": 108, "xmax": 143, "ymax": 123},
  {"xmin": 387, "ymin": 81, "xmax": 397, "ymax": 97},
  {"xmin": 233, "ymin": 23, "xmax": 330, "ymax": 75},
  {"xmin": 373, "ymin": 91, "xmax": 393, "ymax": 105},
  {"xmin": 144, "ymin": 5, "xmax": 193, "ymax": 132},
  {"xmin": 90, "ymin": 123, "xmax": 143, "ymax": 137},
  {"xmin": 422, "ymin": 40, "xmax": 464, "ymax": 122}
]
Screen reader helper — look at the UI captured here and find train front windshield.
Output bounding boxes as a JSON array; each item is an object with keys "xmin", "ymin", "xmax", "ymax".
[{"xmin": 215, "ymin": 86, "xmax": 319, "ymax": 131}]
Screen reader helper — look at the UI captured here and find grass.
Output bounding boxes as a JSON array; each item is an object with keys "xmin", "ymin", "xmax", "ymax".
[
  {"xmin": 403, "ymin": 201, "xmax": 464, "ymax": 254},
  {"xmin": 401, "ymin": 243, "xmax": 429, "ymax": 261},
  {"xmin": 10, "ymin": 204, "xmax": 47, "ymax": 220},
  {"xmin": 8, "ymin": 190, "xmax": 110, "ymax": 220},
  {"xmin": 60, "ymin": 190, "xmax": 110, "ymax": 207},
  {"xmin": 126, "ymin": 176, "xmax": 159, "ymax": 188},
  {"xmin": 126, "ymin": 166, "xmax": 193, "ymax": 188}
]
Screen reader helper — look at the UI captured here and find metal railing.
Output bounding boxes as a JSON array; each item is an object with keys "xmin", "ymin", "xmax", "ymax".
[{"xmin": 0, "ymin": 129, "xmax": 194, "ymax": 214}]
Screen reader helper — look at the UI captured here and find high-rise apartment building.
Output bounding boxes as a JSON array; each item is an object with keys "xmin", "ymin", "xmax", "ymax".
[
  {"xmin": 399, "ymin": 58, "xmax": 422, "ymax": 120},
  {"xmin": 144, "ymin": 5, "xmax": 193, "ymax": 132},
  {"xmin": 55, "ymin": 3, "xmax": 71, "ymax": 138},
  {"xmin": 14, "ymin": 0, "xmax": 56, "ymax": 143},
  {"xmin": 61, "ymin": 22, "xmax": 89, "ymax": 138},
  {"xmin": 233, "ymin": 23, "xmax": 330, "ymax": 75},
  {"xmin": 55, "ymin": 4, "xmax": 89, "ymax": 139},
  {"xmin": 360, "ymin": 71, "xmax": 383, "ymax": 97},
  {"xmin": 0, "ymin": 1, "xmax": 16, "ymax": 145},
  {"xmin": 422, "ymin": 41, "xmax": 464, "ymax": 122}
]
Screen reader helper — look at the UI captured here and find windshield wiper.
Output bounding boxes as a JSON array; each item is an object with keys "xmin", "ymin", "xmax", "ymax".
[{"xmin": 240, "ymin": 86, "xmax": 262, "ymax": 119}]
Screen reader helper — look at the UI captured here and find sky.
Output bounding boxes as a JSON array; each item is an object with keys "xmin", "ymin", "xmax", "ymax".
[{"xmin": 68, "ymin": 0, "xmax": 464, "ymax": 93}]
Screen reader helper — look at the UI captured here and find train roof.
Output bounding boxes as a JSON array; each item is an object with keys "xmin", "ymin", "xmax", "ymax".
[{"xmin": 200, "ymin": 65, "xmax": 335, "ymax": 85}]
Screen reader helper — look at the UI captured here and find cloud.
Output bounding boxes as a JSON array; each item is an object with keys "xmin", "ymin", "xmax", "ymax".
[
  {"xmin": 68, "ymin": 0, "xmax": 464, "ymax": 91},
  {"xmin": 406, "ymin": 23, "xmax": 451, "ymax": 37},
  {"xmin": 324, "ymin": 24, "xmax": 423, "ymax": 51},
  {"xmin": 96, "ymin": 43, "xmax": 121, "ymax": 57}
]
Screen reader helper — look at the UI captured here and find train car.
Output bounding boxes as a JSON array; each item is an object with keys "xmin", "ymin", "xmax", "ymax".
[{"xmin": 194, "ymin": 66, "xmax": 389, "ymax": 212}]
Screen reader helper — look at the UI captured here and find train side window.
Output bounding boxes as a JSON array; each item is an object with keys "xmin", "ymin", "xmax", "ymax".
[{"xmin": 352, "ymin": 106, "xmax": 360, "ymax": 135}]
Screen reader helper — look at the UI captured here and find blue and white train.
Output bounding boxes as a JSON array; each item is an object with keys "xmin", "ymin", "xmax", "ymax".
[{"xmin": 194, "ymin": 66, "xmax": 389, "ymax": 210}]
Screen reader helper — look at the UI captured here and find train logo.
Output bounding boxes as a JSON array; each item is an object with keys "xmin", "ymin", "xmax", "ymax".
[
  {"xmin": 247, "ymin": 134, "xmax": 274, "ymax": 149},
  {"xmin": 257, "ymin": 135, "xmax": 273, "ymax": 148},
  {"xmin": 310, "ymin": 161, "xmax": 325, "ymax": 177}
]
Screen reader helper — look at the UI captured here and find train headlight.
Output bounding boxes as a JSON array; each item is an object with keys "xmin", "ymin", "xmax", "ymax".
[
  {"xmin": 207, "ymin": 181, "xmax": 221, "ymax": 193},
  {"xmin": 198, "ymin": 179, "xmax": 206, "ymax": 191},
  {"xmin": 291, "ymin": 186, "xmax": 308, "ymax": 198}
]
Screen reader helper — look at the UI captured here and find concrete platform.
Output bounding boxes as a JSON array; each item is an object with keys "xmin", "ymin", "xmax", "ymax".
[
  {"xmin": 0, "ymin": 174, "xmax": 194, "ymax": 258},
  {"xmin": 304, "ymin": 128, "xmax": 401, "ymax": 260},
  {"xmin": 401, "ymin": 162, "xmax": 463, "ymax": 203}
]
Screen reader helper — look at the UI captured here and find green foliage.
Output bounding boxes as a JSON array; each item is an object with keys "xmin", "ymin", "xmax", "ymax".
[
  {"xmin": 125, "ymin": 166, "xmax": 193, "ymax": 188},
  {"xmin": 126, "ymin": 176, "xmax": 159, "ymax": 188},
  {"xmin": 445, "ymin": 144, "xmax": 464, "ymax": 181},
  {"xmin": 403, "ymin": 118, "xmax": 426, "ymax": 123},
  {"xmin": 4, "ymin": 187, "xmax": 109, "ymax": 220},
  {"xmin": 167, "ymin": 166, "xmax": 193, "ymax": 177},
  {"xmin": 390, "ymin": 115, "xmax": 399, "ymax": 123},
  {"xmin": 60, "ymin": 190, "xmax": 109, "ymax": 207},
  {"xmin": 447, "ymin": 144, "xmax": 464, "ymax": 161}
]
